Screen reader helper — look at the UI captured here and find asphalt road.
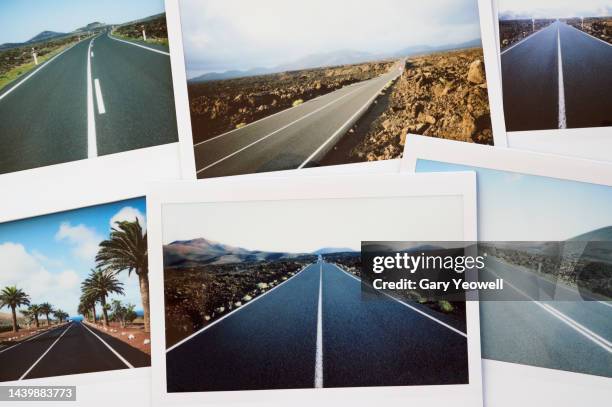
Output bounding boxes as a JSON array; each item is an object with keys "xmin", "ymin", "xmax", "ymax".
[
  {"xmin": 194, "ymin": 61, "xmax": 405, "ymax": 178},
  {"xmin": 480, "ymin": 256, "xmax": 612, "ymax": 377},
  {"xmin": 501, "ymin": 21, "xmax": 612, "ymax": 131},
  {"xmin": 0, "ymin": 321, "xmax": 149, "ymax": 381},
  {"xmin": 166, "ymin": 260, "xmax": 468, "ymax": 392},
  {"xmin": 0, "ymin": 31, "xmax": 178, "ymax": 175}
]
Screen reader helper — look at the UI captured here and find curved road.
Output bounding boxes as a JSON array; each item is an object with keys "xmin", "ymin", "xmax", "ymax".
[
  {"xmin": 0, "ymin": 321, "xmax": 149, "ymax": 381},
  {"xmin": 166, "ymin": 259, "xmax": 468, "ymax": 392},
  {"xmin": 194, "ymin": 61, "xmax": 404, "ymax": 178},
  {"xmin": 0, "ymin": 31, "xmax": 178, "ymax": 175},
  {"xmin": 501, "ymin": 21, "xmax": 612, "ymax": 131}
]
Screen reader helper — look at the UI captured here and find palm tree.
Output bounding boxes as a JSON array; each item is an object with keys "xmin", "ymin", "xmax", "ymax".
[
  {"xmin": 96, "ymin": 219, "xmax": 150, "ymax": 332},
  {"xmin": 27, "ymin": 304, "xmax": 41, "ymax": 328},
  {"xmin": 38, "ymin": 303, "xmax": 54, "ymax": 326},
  {"xmin": 0, "ymin": 286, "xmax": 30, "ymax": 332},
  {"xmin": 53, "ymin": 309, "xmax": 68, "ymax": 323},
  {"xmin": 79, "ymin": 293, "xmax": 97, "ymax": 323},
  {"xmin": 81, "ymin": 269, "xmax": 124, "ymax": 327}
]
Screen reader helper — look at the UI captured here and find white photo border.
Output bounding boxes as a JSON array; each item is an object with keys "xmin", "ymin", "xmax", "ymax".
[
  {"xmin": 486, "ymin": 0, "xmax": 612, "ymax": 161},
  {"xmin": 400, "ymin": 134, "xmax": 612, "ymax": 407},
  {"xmin": 164, "ymin": 0, "xmax": 508, "ymax": 182},
  {"xmin": 147, "ymin": 172, "xmax": 482, "ymax": 407}
]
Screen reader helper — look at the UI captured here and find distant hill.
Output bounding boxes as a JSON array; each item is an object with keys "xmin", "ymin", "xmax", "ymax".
[
  {"xmin": 75, "ymin": 21, "xmax": 107, "ymax": 32},
  {"xmin": 313, "ymin": 247, "xmax": 356, "ymax": 255},
  {"xmin": 190, "ymin": 37, "xmax": 482, "ymax": 82},
  {"xmin": 570, "ymin": 226, "xmax": 612, "ymax": 242},
  {"xmin": 0, "ymin": 30, "xmax": 69, "ymax": 50},
  {"xmin": 164, "ymin": 238, "xmax": 308, "ymax": 267}
]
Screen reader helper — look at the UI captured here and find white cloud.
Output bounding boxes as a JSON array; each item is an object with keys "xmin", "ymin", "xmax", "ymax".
[
  {"xmin": 0, "ymin": 243, "xmax": 81, "ymax": 316},
  {"xmin": 55, "ymin": 222, "xmax": 103, "ymax": 262},
  {"xmin": 109, "ymin": 206, "xmax": 146, "ymax": 232}
]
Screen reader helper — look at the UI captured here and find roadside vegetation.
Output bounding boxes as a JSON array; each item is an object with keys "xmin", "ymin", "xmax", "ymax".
[{"xmin": 112, "ymin": 14, "xmax": 169, "ymax": 47}]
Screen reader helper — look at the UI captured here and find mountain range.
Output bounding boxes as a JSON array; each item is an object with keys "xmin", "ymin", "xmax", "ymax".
[
  {"xmin": 163, "ymin": 238, "xmax": 353, "ymax": 267},
  {"xmin": 190, "ymin": 38, "xmax": 482, "ymax": 82}
]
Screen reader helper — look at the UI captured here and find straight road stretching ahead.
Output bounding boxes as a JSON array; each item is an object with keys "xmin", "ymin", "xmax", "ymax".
[
  {"xmin": 501, "ymin": 21, "xmax": 612, "ymax": 131},
  {"xmin": 194, "ymin": 61, "xmax": 405, "ymax": 178},
  {"xmin": 0, "ymin": 31, "xmax": 178, "ymax": 175},
  {"xmin": 480, "ymin": 256, "xmax": 612, "ymax": 377},
  {"xmin": 166, "ymin": 260, "xmax": 468, "ymax": 392},
  {"xmin": 0, "ymin": 321, "xmax": 149, "ymax": 381}
]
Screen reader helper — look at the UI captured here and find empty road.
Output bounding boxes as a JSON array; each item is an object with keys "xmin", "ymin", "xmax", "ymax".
[
  {"xmin": 0, "ymin": 31, "xmax": 178, "ymax": 175},
  {"xmin": 501, "ymin": 21, "xmax": 612, "ymax": 131},
  {"xmin": 166, "ymin": 259, "xmax": 468, "ymax": 392},
  {"xmin": 0, "ymin": 321, "xmax": 149, "ymax": 381},
  {"xmin": 480, "ymin": 256, "xmax": 612, "ymax": 377},
  {"xmin": 194, "ymin": 61, "xmax": 405, "ymax": 178}
]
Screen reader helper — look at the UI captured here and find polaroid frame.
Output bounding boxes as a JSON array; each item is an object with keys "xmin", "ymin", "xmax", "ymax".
[
  {"xmin": 147, "ymin": 172, "xmax": 482, "ymax": 407},
  {"xmin": 486, "ymin": 0, "xmax": 611, "ymax": 161},
  {"xmin": 0, "ymin": 0, "xmax": 193, "ymax": 222},
  {"xmin": 401, "ymin": 134, "xmax": 612, "ymax": 407},
  {"xmin": 0, "ymin": 190, "xmax": 153, "ymax": 407},
  {"xmin": 164, "ymin": 0, "xmax": 508, "ymax": 183}
]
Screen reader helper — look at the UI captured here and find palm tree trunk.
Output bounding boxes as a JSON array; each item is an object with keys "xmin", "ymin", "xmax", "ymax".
[
  {"xmin": 101, "ymin": 297, "xmax": 109, "ymax": 327},
  {"xmin": 137, "ymin": 271, "xmax": 150, "ymax": 333},
  {"xmin": 10, "ymin": 306, "xmax": 18, "ymax": 332},
  {"xmin": 34, "ymin": 315, "xmax": 39, "ymax": 328},
  {"xmin": 45, "ymin": 313, "xmax": 50, "ymax": 326},
  {"xmin": 92, "ymin": 307, "xmax": 97, "ymax": 323}
]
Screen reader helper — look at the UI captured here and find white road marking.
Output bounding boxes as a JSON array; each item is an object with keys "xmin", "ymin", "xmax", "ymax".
[
  {"xmin": 107, "ymin": 33, "xmax": 170, "ymax": 56},
  {"xmin": 500, "ymin": 22, "xmax": 554, "ymax": 55},
  {"xmin": 91, "ymin": 51, "xmax": 94, "ymax": 57},
  {"xmin": 0, "ymin": 40, "xmax": 84, "ymax": 102},
  {"xmin": 167, "ymin": 263, "xmax": 314, "ymax": 353},
  {"xmin": 298, "ymin": 70, "xmax": 398, "ymax": 168},
  {"xmin": 94, "ymin": 79, "xmax": 106, "ymax": 114},
  {"xmin": 314, "ymin": 263, "xmax": 324, "ymax": 388},
  {"xmin": 564, "ymin": 23, "xmax": 612, "ymax": 47},
  {"xmin": 557, "ymin": 27, "xmax": 567, "ymax": 129},
  {"xmin": 196, "ymin": 87, "xmax": 364, "ymax": 174},
  {"xmin": 19, "ymin": 323, "xmax": 73, "ymax": 380},
  {"xmin": 486, "ymin": 268, "xmax": 612, "ymax": 353},
  {"xmin": 86, "ymin": 38, "xmax": 98, "ymax": 158},
  {"xmin": 0, "ymin": 324, "xmax": 68, "ymax": 355},
  {"xmin": 80, "ymin": 322, "xmax": 134, "ymax": 368},
  {"xmin": 332, "ymin": 264, "xmax": 467, "ymax": 338}
]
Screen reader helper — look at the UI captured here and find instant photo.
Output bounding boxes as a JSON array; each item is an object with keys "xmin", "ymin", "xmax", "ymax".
[{"xmin": 170, "ymin": 0, "xmax": 504, "ymax": 179}]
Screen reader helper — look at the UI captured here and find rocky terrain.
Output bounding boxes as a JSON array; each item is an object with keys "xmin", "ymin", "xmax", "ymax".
[
  {"xmin": 0, "ymin": 35, "xmax": 84, "ymax": 91},
  {"xmin": 164, "ymin": 257, "xmax": 315, "ymax": 347},
  {"xmin": 564, "ymin": 16, "xmax": 612, "ymax": 44},
  {"xmin": 499, "ymin": 19, "xmax": 555, "ymax": 50},
  {"xmin": 187, "ymin": 61, "xmax": 395, "ymax": 143},
  {"xmin": 113, "ymin": 14, "xmax": 168, "ymax": 46},
  {"xmin": 336, "ymin": 48, "xmax": 491, "ymax": 163}
]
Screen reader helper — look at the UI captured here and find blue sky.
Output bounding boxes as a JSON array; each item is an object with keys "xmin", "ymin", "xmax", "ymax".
[
  {"xmin": 416, "ymin": 160, "xmax": 612, "ymax": 241},
  {"xmin": 180, "ymin": 0, "xmax": 482, "ymax": 78},
  {"xmin": 0, "ymin": 197, "xmax": 146, "ymax": 319},
  {"xmin": 0, "ymin": 0, "xmax": 165, "ymax": 44}
]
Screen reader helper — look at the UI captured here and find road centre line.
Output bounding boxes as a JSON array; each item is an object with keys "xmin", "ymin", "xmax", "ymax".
[
  {"xmin": 0, "ymin": 39, "xmax": 85, "ymax": 102},
  {"xmin": 314, "ymin": 263, "xmax": 324, "ymax": 388},
  {"xmin": 331, "ymin": 264, "xmax": 467, "ymax": 338},
  {"xmin": 500, "ymin": 22, "xmax": 553, "ymax": 56},
  {"xmin": 0, "ymin": 324, "xmax": 68, "ymax": 355},
  {"xmin": 485, "ymin": 268, "xmax": 612, "ymax": 353},
  {"xmin": 94, "ymin": 79, "xmax": 106, "ymax": 114},
  {"xmin": 19, "ymin": 323, "xmax": 73, "ymax": 380},
  {"xmin": 196, "ymin": 86, "xmax": 364, "ymax": 174},
  {"xmin": 298, "ymin": 70, "xmax": 399, "ymax": 169},
  {"xmin": 193, "ymin": 79, "xmax": 376, "ymax": 147},
  {"xmin": 167, "ymin": 263, "xmax": 314, "ymax": 353},
  {"xmin": 80, "ymin": 322, "xmax": 134, "ymax": 368},
  {"xmin": 557, "ymin": 27, "xmax": 567, "ymax": 129},
  {"xmin": 107, "ymin": 33, "xmax": 170, "ymax": 56},
  {"xmin": 86, "ymin": 38, "xmax": 98, "ymax": 158}
]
